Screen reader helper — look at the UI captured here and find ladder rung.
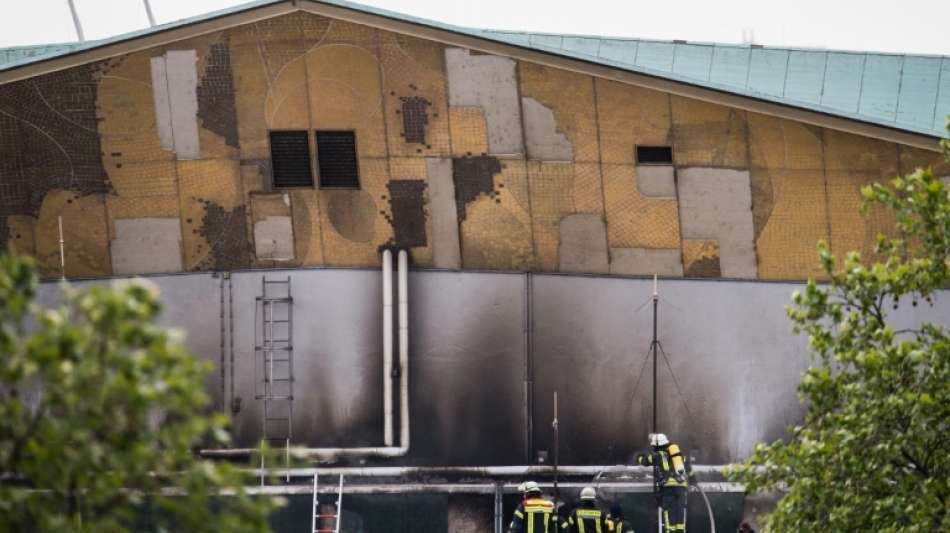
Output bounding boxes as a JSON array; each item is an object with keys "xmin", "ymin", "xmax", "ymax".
[
  {"xmin": 264, "ymin": 280, "xmax": 290, "ymax": 284},
  {"xmin": 315, "ymin": 514, "xmax": 338, "ymax": 518},
  {"xmin": 264, "ymin": 319, "xmax": 291, "ymax": 323},
  {"xmin": 257, "ymin": 297, "xmax": 293, "ymax": 302},
  {"xmin": 255, "ymin": 346, "xmax": 293, "ymax": 351},
  {"xmin": 256, "ymin": 395, "xmax": 293, "ymax": 400}
]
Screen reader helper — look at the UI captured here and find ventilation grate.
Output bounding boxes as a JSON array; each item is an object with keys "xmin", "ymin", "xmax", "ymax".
[
  {"xmin": 316, "ymin": 130, "xmax": 360, "ymax": 188},
  {"xmin": 270, "ymin": 131, "xmax": 313, "ymax": 188}
]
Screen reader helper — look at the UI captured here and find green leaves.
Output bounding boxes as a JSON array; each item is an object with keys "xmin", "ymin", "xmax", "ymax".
[
  {"xmin": 730, "ymin": 123, "xmax": 950, "ymax": 532},
  {"xmin": 0, "ymin": 256, "xmax": 279, "ymax": 532}
]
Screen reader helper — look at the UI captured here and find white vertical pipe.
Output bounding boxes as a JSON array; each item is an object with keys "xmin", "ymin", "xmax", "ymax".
[
  {"xmin": 57, "ymin": 215, "xmax": 66, "ymax": 279},
  {"xmin": 382, "ymin": 250, "xmax": 394, "ymax": 447},
  {"xmin": 397, "ymin": 250, "xmax": 410, "ymax": 449},
  {"xmin": 66, "ymin": 0, "xmax": 85, "ymax": 42}
]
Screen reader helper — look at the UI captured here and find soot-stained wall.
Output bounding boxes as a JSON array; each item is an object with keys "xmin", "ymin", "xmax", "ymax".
[
  {"xmin": 2, "ymin": 12, "xmax": 948, "ymax": 281},
  {"xmin": 33, "ymin": 269, "xmax": 950, "ymax": 465}
]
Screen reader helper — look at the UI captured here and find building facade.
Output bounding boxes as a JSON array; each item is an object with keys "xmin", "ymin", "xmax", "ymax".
[{"xmin": 1, "ymin": 4, "xmax": 947, "ymax": 282}]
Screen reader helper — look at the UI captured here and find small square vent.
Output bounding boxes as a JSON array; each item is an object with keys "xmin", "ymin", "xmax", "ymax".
[{"xmin": 636, "ymin": 145, "xmax": 674, "ymax": 165}]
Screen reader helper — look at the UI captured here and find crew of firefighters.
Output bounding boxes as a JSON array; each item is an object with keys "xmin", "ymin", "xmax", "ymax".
[{"xmin": 507, "ymin": 433, "xmax": 690, "ymax": 533}]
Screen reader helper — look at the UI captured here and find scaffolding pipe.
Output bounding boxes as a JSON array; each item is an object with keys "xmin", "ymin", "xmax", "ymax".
[
  {"xmin": 230, "ymin": 464, "xmax": 733, "ymax": 477},
  {"xmin": 382, "ymin": 250, "xmax": 394, "ymax": 447},
  {"xmin": 238, "ymin": 481, "xmax": 744, "ymax": 496},
  {"xmin": 66, "ymin": 0, "xmax": 85, "ymax": 42},
  {"xmin": 143, "ymin": 0, "xmax": 157, "ymax": 27}
]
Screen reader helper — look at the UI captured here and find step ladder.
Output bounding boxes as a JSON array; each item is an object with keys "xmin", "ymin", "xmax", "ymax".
[
  {"xmin": 254, "ymin": 276, "xmax": 294, "ymax": 480},
  {"xmin": 312, "ymin": 473, "xmax": 344, "ymax": 533}
]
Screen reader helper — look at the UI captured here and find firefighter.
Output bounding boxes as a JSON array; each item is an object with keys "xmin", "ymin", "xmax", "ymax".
[
  {"xmin": 508, "ymin": 481, "xmax": 559, "ymax": 533},
  {"xmin": 636, "ymin": 433, "xmax": 689, "ymax": 533},
  {"xmin": 561, "ymin": 486, "xmax": 609, "ymax": 533},
  {"xmin": 606, "ymin": 503, "xmax": 635, "ymax": 533}
]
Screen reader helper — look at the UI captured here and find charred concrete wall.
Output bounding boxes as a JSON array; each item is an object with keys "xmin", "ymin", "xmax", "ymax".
[
  {"xmin": 2, "ymin": 12, "xmax": 948, "ymax": 282},
  {"xmin": 34, "ymin": 269, "xmax": 950, "ymax": 466}
]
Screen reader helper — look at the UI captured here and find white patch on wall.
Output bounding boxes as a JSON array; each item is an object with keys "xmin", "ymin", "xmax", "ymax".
[
  {"xmin": 558, "ymin": 214, "xmax": 608, "ymax": 273},
  {"xmin": 445, "ymin": 48, "xmax": 523, "ymax": 156},
  {"xmin": 254, "ymin": 216, "xmax": 295, "ymax": 261},
  {"xmin": 150, "ymin": 50, "xmax": 200, "ymax": 159},
  {"xmin": 677, "ymin": 167, "xmax": 757, "ymax": 279},
  {"xmin": 110, "ymin": 218, "xmax": 183, "ymax": 275},
  {"xmin": 636, "ymin": 165, "xmax": 677, "ymax": 198},
  {"xmin": 609, "ymin": 248, "xmax": 684, "ymax": 276},
  {"xmin": 426, "ymin": 157, "xmax": 461, "ymax": 269},
  {"xmin": 521, "ymin": 97, "xmax": 573, "ymax": 161}
]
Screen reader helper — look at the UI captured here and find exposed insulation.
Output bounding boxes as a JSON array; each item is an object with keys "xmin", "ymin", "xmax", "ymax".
[
  {"xmin": 602, "ymin": 164, "xmax": 681, "ymax": 249},
  {"xmin": 671, "ymin": 96, "xmax": 749, "ymax": 168}
]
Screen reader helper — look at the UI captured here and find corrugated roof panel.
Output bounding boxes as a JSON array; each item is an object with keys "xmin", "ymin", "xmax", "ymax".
[
  {"xmin": 529, "ymin": 34, "xmax": 563, "ymax": 49},
  {"xmin": 748, "ymin": 48, "xmax": 789, "ymax": 97},
  {"xmin": 672, "ymin": 43, "xmax": 713, "ymax": 81},
  {"xmin": 635, "ymin": 41, "xmax": 675, "ymax": 72},
  {"xmin": 597, "ymin": 39, "xmax": 638, "ymax": 65},
  {"xmin": 935, "ymin": 59, "xmax": 950, "ymax": 132},
  {"xmin": 489, "ymin": 31, "xmax": 530, "ymax": 46},
  {"xmin": 561, "ymin": 36, "xmax": 601, "ymax": 57},
  {"xmin": 709, "ymin": 46, "xmax": 751, "ymax": 88},
  {"xmin": 821, "ymin": 53, "xmax": 865, "ymax": 113},
  {"xmin": 858, "ymin": 54, "xmax": 902, "ymax": 122},
  {"xmin": 784, "ymin": 50, "xmax": 827, "ymax": 105},
  {"xmin": 896, "ymin": 56, "xmax": 941, "ymax": 128}
]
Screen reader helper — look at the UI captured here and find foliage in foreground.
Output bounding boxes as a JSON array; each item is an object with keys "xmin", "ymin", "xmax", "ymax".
[
  {"xmin": 0, "ymin": 255, "xmax": 281, "ymax": 532},
  {"xmin": 730, "ymin": 130, "xmax": 950, "ymax": 532}
]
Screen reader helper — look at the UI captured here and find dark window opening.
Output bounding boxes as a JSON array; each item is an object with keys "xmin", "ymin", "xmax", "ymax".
[
  {"xmin": 269, "ymin": 130, "xmax": 313, "ymax": 188},
  {"xmin": 636, "ymin": 145, "xmax": 674, "ymax": 165},
  {"xmin": 316, "ymin": 130, "xmax": 360, "ymax": 188}
]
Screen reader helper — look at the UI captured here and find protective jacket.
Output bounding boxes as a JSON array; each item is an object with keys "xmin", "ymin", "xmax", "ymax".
[
  {"xmin": 607, "ymin": 518, "xmax": 635, "ymax": 532},
  {"xmin": 637, "ymin": 443, "xmax": 690, "ymax": 532},
  {"xmin": 508, "ymin": 496, "xmax": 559, "ymax": 533},
  {"xmin": 561, "ymin": 502, "xmax": 609, "ymax": 533},
  {"xmin": 637, "ymin": 443, "xmax": 689, "ymax": 488}
]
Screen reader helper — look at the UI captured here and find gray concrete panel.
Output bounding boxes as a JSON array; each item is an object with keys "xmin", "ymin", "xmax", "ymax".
[
  {"xmin": 150, "ymin": 50, "xmax": 200, "ymax": 159},
  {"xmin": 677, "ymin": 168, "xmax": 757, "ymax": 279},
  {"xmin": 610, "ymin": 248, "xmax": 684, "ymax": 276},
  {"xmin": 33, "ymin": 270, "xmax": 950, "ymax": 466},
  {"xmin": 426, "ymin": 158, "xmax": 462, "ymax": 269},
  {"xmin": 110, "ymin": 217, "xmax": 183, "ymax": 275},
  {"xmin": 635, "ymin": 165, "xmax": 677, "ymax": 197},
  {"xmin": 522, "ymin": 97, "xmax": 573, "ymax": 161},
  {"xmin": 558, "ymin": 214, "xmax": 608, "ymax": 273},
  {"xmin": 445, "ymin": 48, "xmax": 523, "ymax": 156},
  {"xmin": 228, "ymin": 269, "xmax": 384, "ymax": 448}
]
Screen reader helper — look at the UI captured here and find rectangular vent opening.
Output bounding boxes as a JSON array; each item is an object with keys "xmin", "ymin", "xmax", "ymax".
[
  {"xmin": 316, "ymin": 130, "xmax": 360, "ymax": 189},
  {"xmin": 269, "ymin": 130, "xmax": 314, "ymax": 188},
  {"xmin": 636, "ymin": 145, "xmax": 674, "ymax": 165}
]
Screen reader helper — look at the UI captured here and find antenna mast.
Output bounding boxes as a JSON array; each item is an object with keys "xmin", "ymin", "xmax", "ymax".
[{"xmin": 651, "ymin": 274, "xmax": 659, "ymax": 433}]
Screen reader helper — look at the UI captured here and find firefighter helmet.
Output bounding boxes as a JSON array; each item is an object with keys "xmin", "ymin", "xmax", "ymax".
[
  {"xmin": 649, "ymin": 433, "xmax": 670, "ymax": 446},
  {"xmin": 580, "ymin": 486, "xmax": 597, "ymax": 500}
]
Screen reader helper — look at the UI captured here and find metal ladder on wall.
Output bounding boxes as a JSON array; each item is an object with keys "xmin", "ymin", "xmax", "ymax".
[
  {"xmin": 254, "ymin": 276, "xmax": 294, "ymax": 480},
  {"xmin": 312, "ymin": 473, "xmax": 344, "ymax": 533}
]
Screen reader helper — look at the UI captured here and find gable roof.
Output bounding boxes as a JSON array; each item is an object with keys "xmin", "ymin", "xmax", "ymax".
[{"xmin": 0, "ymin": 0, "xmax": 946, "ymax": 148}]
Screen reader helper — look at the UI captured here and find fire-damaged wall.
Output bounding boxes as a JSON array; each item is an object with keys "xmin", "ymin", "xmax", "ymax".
[
  {"xmin": 2, "ymin": 11, "xmax": 948, "ymax": 281},
  {"xmin": 32, "ymin": 269, "xmax": 950, "ymax": 466}
]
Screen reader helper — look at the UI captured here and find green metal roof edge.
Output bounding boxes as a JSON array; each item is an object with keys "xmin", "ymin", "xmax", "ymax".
[{"xmin": 0, "ymin": 0, "xmax": 947, "ymax": 140}]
